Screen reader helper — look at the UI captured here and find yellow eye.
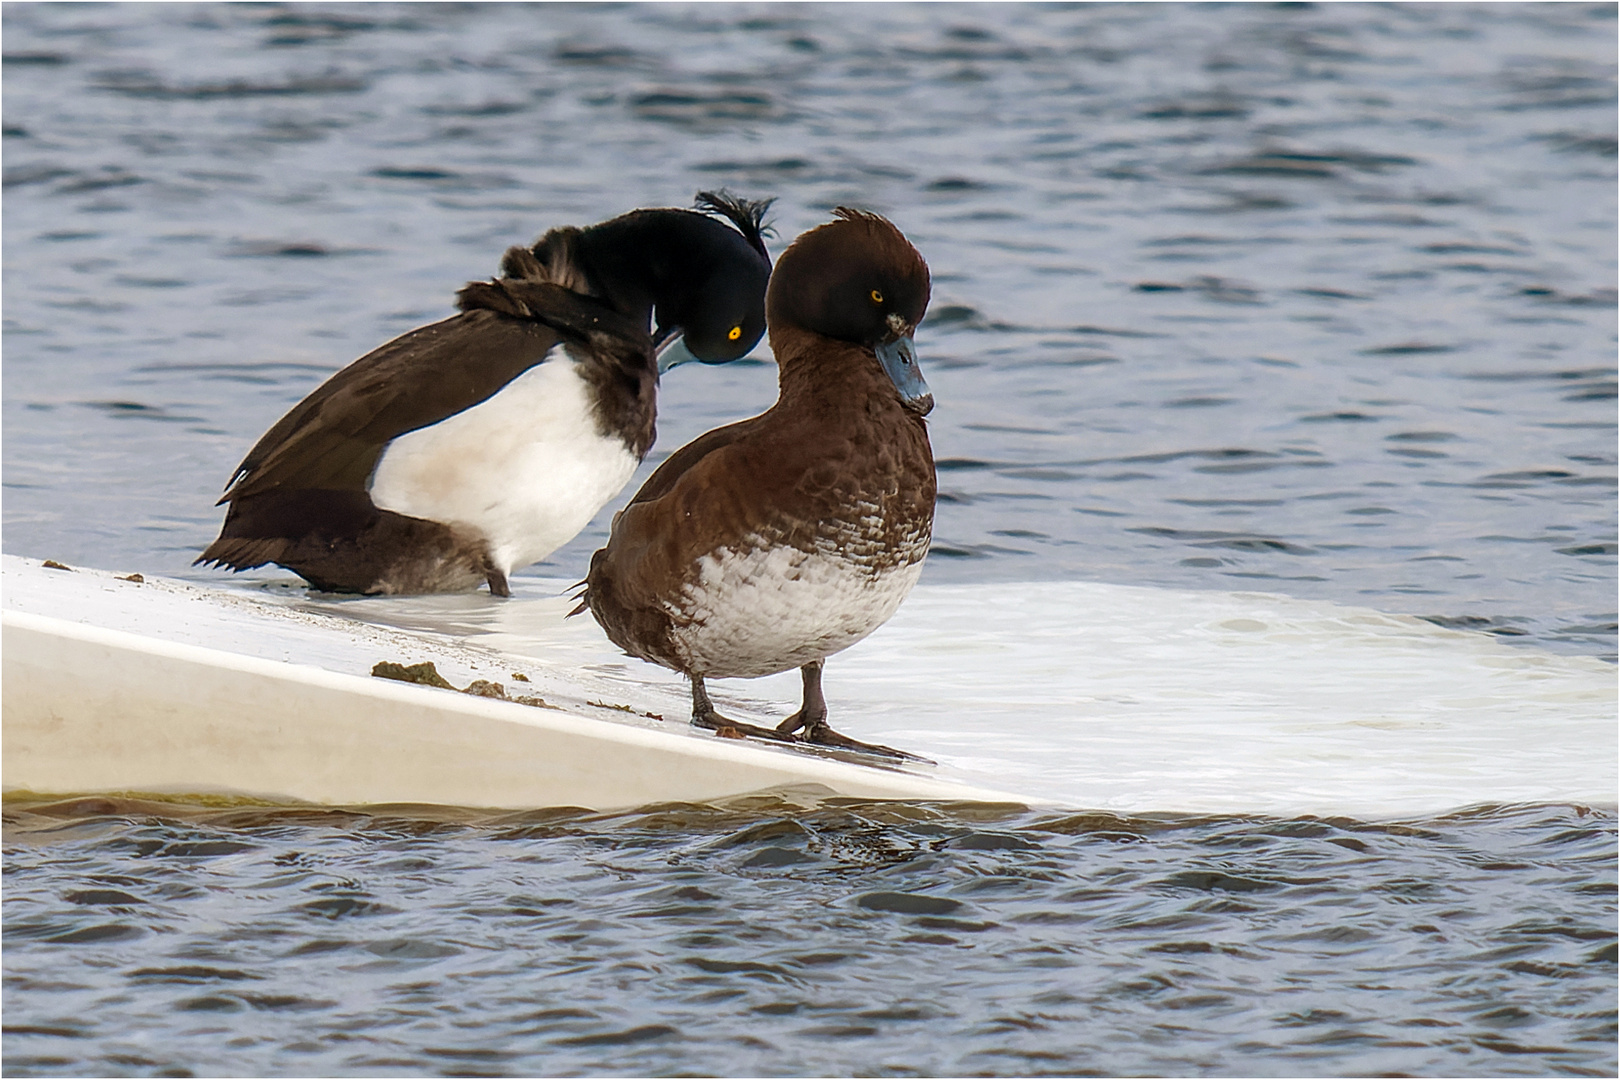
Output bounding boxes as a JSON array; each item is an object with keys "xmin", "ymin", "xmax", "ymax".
[
  {"xmin": 870, "ymin": 289, "xmax": 884, "ymax": 303},
  {"xmin": 727, "ymin": 326, "xmax": 742, "ymax": 341}
]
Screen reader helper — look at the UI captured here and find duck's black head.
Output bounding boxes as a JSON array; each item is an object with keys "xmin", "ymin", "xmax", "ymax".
[
  {"xmin": 767, "ymin": 208, "xmax": 933, "ymax": 413},
  {"xmin": 564, "ymin": 191, "xmax": 774, "ymax": 372}
]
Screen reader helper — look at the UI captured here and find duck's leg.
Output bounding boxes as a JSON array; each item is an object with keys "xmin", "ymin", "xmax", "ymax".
[
  {"xmin": 773, "ymin": 660, "xmax": 828, "ymax": 737},
  {"xmin": 690, "ymin": 675, "xmax": 794, "ymax": 742},
  {"xmin": 776, "ymin": 661, "xmax": 925, "ymax": 761},
  {"xmin": 486, "ymin": 568, "xmax": 511, "ymax": 598}
]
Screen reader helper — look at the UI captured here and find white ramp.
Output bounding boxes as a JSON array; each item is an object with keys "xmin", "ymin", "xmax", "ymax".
[{"xmin": 2, "ymin": 555, "xmax": 1613, "ymax": 817}]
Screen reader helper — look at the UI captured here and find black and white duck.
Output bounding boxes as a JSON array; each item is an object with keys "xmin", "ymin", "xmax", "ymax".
[{"xmin": 197, "ymin": 192, "xmax": 774, "ymax": 596}]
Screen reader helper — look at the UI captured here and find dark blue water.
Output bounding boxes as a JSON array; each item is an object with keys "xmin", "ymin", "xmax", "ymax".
[
  {"xmin": 4, "ymin": 796, "xmax": 1616, "ymax": 1078},
  {"xmin": 3, "ymin": 4, "xmax": 1615, "ymax": 1075}
]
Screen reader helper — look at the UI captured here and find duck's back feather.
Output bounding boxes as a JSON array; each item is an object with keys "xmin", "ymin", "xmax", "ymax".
[
  {"xmin": 220, "ymin": 311, "xmax": 562, "ymax": 503},
  {"xmin": 220, "ymin": 282, "xmax": 653, "ymax": 505}
]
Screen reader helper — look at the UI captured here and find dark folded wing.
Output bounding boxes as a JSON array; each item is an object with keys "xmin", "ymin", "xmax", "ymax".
[
  {"xmin": 220, "ymin": 309, "xmax": 563, "ymax": 503},
  {"xmin": 624, "ymin": 414, "xmax": 761, "ymax": 510},
  {"xmin": 591, "ymin": 411, "xmax": 785, "ymax": 620}
]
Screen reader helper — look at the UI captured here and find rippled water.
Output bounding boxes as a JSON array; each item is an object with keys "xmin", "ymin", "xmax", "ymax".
[
  {"xmin": 3, "ymin": 4, "xmax": 1615, "ymax": 1075},
  {"xmin": 4, "ymin": 796, "xmax": 1616, "ymax": 1078}
]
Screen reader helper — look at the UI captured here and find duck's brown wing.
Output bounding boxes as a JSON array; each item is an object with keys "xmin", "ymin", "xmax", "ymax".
[
  {"xmin": 584, "ymin": 419, "xmax": 738, "ymax": 650},
  {"xmin": 625, "ymin": 414, "xmax": 762, "ymax": 509},
  {"xmin": 582, "ymin": 407, "xmax": 826, "ymax": 667},
  {"xmin": 595, "ymin": 416, "xmax": 768, "ymax": 598}
]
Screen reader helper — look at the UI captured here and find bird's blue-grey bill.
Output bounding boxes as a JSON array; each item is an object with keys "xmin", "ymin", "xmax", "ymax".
[
  {"xmin": 875, "ymin": 335, "xmax": 933, "ymax": 415},
  {"xmin": 656, "ymin": 332, "xmax": 700, "ymax": 374}
]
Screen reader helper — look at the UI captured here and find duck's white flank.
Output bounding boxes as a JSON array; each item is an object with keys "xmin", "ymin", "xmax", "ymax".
[
  {"xmin": 669, "ymin": 535, "xmax": 928, "ymax": 679},
  {"xmin": 369, "ymin": 347, "xmax": 640, "ymax": 575}
]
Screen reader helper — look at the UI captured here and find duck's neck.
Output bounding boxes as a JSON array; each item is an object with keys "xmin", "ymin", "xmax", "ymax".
[
  {"xmin": 562, "ymin": 210, "xmax": 712, "ymax": 329},
  {"xmin": 770, "ymin": 325, "xmax": 901, "ymax": 415}
]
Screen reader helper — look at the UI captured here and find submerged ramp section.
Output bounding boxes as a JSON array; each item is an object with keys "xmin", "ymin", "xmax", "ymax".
[
  {"xmin": 828, "ymin": 582, "xmax": 1616, "ymax": 817},
  {"xmin": 2, "ymin": 554, "xmax": 1614, "ymax": 817}
]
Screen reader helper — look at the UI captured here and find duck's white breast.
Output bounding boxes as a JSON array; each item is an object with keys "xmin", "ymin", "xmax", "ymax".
[
  {"xmin": 369, "ymin": 347, "xmax": 640, "ymax": 575},
  {"xmin": 669, "ymin": 534, "xmax": 928, "ymax": 679}
]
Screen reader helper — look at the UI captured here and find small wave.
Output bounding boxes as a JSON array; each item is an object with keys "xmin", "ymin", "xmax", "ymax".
[
  {"xmin": 1201, "ymin": 148, "xmax": 1420, "ymax": 179},
  {"xmin": 1129, "ymin": 527, "xmax": 1316, "ymax": 556},
  {"xmin": 95, "ymin": 70, "xmax": 368, "ymax": 99},
  {"xmin": 630, "ymin": 88, "xmax": 776, "ymax": 125}
]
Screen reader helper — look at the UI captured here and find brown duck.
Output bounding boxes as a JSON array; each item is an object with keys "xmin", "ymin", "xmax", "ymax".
[{"xmin": 580, "ymin": 209, "xmax": 935, "ymax": 758}]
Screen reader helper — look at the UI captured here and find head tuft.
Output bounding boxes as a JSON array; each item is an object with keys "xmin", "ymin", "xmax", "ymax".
[
  {"xmin": 694, "ymin": 190, "xmax": 775, "ymax": 259},
  {"xmin": 767, "ymin": 210, "xmax": 929, "ymax": 347},
  {"xmin": 830, "ymin": 206, "xmax": 892, "ymax": 227}
]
